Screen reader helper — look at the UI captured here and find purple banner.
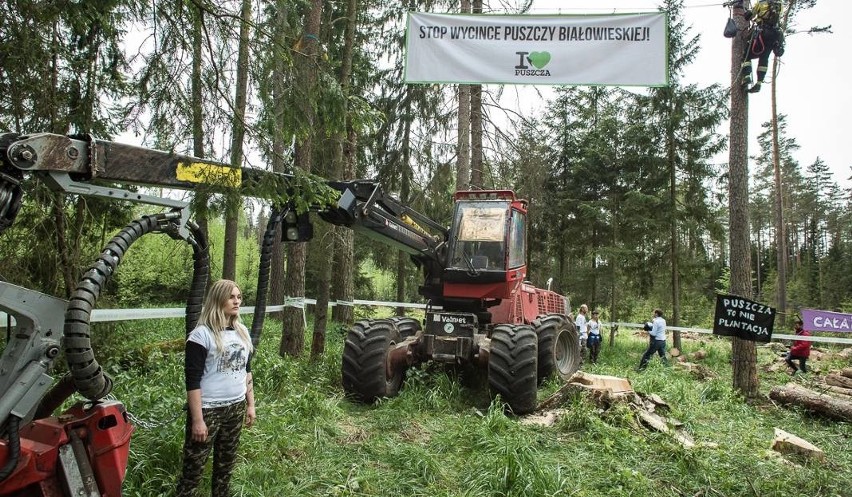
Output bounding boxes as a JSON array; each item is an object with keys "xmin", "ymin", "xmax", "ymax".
[{"xmin": 801, "ymin": 308, "xmax": 852, "ymax": 333}]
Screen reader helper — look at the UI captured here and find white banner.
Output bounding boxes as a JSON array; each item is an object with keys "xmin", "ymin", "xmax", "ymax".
[{"xmin": 405, "ymin": 12, "xmax": 668, "ymax": 86}]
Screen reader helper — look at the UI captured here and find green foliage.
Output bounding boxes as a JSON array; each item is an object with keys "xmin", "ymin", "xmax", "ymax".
[{"xmin": 101, "ymin": 315, "xmax": 852, "ymax": 497}]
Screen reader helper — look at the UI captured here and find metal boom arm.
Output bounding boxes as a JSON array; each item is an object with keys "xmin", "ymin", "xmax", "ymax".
[{"xmin": 0, "ymin": 132, "xmax": 449, "ymax": 268}]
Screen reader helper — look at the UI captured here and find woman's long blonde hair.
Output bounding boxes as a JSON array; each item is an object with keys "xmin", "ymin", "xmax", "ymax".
[{"xmin": 198, "ymin": 279, "xmax": 253, "ymax": 354}]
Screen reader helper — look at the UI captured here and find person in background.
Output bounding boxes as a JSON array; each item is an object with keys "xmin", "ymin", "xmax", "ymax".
[
  {"xmin": 637, "ymin": 309, "xmax": 667, "ymax": 371},
  {"xmin": 177, "ymin": 279, "xmax": 256, "ymax": 497},
  {"xmin": 785, "ymin": 318, "xmax": 811, "ymax": 374},
  {"xmin": 587, "ymin": 310, "xmax": 603, "ymax": 364},
  {"xmin": 575, "ymin": 304, "xmax": 589, "ymax": 362}
]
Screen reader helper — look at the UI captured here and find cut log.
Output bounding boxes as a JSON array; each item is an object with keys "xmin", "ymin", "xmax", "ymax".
[
  {"xmin": 821, "ymin": 385, "xmax": 852, "ymax": 399},
  {"xmin": 769, "ymin": 383, "xmax": 852, "ymax": 421},
  {"xmin": 771, "ymin": 428, "xmax": 825, "ymax": 461},
  {"xmin": 841, "ymin": 368, "xmax": 852, "ymax": 379},
  {"xmin": 826, "ymin": 374, "xmax": 852, "ymax": 390},
  {"xmin": 669, "ymin": 347, "xmax": 681, "ymax": 358}
]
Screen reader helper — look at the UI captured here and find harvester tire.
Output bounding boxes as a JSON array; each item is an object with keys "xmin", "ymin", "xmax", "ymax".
[
  {"xmin": 534, "ymin": 313, "xmax": 581, "ymax": 382},
  {"xmin": 390, "ymin": 316, "xmax": 421, "ymax": 340},
  {"xmin": 488, "ymin": 324, "xmax": 538, "ymax": 415},
  {"xmin": 342, "ymin": 319, "xmax": 403, "ymax": 402}
]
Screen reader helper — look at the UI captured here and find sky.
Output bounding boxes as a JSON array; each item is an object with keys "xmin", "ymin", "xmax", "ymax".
[{"xmin": 506, "ymin": 0, "xmax": 852, "ymax": 189}]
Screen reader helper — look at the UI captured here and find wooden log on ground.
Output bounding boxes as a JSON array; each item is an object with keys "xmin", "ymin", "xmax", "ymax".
[
  {"xmin": 669, "ymin": 347, "xmax": 681, "ymax": 358},
  {"xmin": 826, "ymin": 374, "xmax": 852, "ymax": 390},
  {"xmin": 821, "ymin": 384, "xmax": 852, "ymax": 399},
  {"xmin": 841, "ymin": 368, "xmax": 852, "ymax": 379},
  {"xmin": 771, "ymin": 428, "xmax": 825, "ymax": 461},
  {"xmin": 769, "ymin": 383, "xmax": 852, "ymax": 421}
]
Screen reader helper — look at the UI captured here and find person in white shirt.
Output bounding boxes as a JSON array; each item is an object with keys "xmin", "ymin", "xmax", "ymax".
[
  {"xmin": 587, "ymin": 310, "xmax": 603, "ymax": 363},
  {"xmin": 637, "ymin": 308, "xmax": 667, "ymax": 371},
  {"xmin": 177, "ymin": 279, "xmax": 256, "ymax": 497},
  {"xmin": 575, "ymin": 304, "xmax": 589, "ymax": 362}
]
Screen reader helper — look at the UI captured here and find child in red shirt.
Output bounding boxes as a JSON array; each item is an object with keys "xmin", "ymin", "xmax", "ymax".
[{"xmin": 785, "ymin": 318, "xmax": 811, "ymax": 374}]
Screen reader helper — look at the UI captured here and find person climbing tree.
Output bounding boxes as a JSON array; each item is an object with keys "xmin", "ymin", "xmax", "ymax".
[{"xmin": 739, "ymin": 0, "xmax": 785, "ymax": 93}]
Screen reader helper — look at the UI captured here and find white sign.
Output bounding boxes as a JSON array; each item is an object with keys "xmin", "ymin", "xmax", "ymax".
[{"xmin": 405, "ymin": 12, "xmax": 668, "ymax": 86}]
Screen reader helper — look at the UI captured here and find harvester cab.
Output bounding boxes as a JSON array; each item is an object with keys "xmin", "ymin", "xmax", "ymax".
[{"xmin": 444, "ymin": 190, "xmax": 525, "ymax": 300}]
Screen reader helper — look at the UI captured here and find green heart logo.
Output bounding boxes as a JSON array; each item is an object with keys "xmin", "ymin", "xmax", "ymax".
[{"xmin": 527, "ymin": 51, "xmax": 551, "ymax": 69}]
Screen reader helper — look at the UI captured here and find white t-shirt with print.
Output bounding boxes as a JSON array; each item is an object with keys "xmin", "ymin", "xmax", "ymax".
[{"xmin": 187, "ymin": 325, "xmax": 249, "ymax": 408}]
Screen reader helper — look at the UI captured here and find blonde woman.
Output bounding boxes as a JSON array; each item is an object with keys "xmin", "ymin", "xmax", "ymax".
[{"xmin": 177, "ymin": 279, "xmax": 256, "ymax": 497}]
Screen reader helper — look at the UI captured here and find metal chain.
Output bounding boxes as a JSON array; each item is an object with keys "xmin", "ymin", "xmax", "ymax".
[{"xmin": 105, "ymin": 394, "xmax": 184, "ymax": 429}]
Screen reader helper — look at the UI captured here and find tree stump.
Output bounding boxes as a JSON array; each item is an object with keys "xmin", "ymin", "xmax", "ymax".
[{"xmin": 769, "ymin": 383, "xmax": 852, "ymax": 421}]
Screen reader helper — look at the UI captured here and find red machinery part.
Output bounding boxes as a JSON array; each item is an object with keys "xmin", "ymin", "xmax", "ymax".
[{"xmin": 0, "ymin": 401, "xmax": 133, "ymax": 496}]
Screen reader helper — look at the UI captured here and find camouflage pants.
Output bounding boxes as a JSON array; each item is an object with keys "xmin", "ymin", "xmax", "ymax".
[{"xmin": 176, "ymin": 399, "xmax": 246, "ymax": 497}]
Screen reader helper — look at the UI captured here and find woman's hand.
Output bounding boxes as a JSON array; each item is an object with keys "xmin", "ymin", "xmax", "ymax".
[
  {"xmin": 191, "ymin": 418, "xmax": 208, "ymax": 442},
  {"xmin": 245, "ymin": 404, "xmax": 256, "ymax": 428}
]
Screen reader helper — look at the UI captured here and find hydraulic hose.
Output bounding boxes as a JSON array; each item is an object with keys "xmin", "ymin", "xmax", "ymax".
[
  {"xmin": 63, "ymin": 214, "xmax": 164, "ymax": 401},
  {"xmin": 0, "ymin": 416, "xmax": 20, "ymax": 481},
  {"xmin": 181, "ymin": 221, "xmax": 209, "ymax": 335},
  {"xmin": 32, "ymin": 374, "xmax": 76, "ymax": 420},
  {"xmin": 250, "ymin": 207, "xmax": 284, "ymax": 347}
]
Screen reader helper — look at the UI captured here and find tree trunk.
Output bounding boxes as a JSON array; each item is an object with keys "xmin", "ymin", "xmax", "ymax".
[
  {"xmin": 280, "ymin": 0, "xmax": 323, "ymax": 358},
  {"xmin": 729, "ymin": 4, "xmax": 759, "ymax": 397},
  {"xmin": 269, "ymin": 0, "xmax": 289, "ymax": 318},
  {"xmin": 456, "ymin": 82, "xmax": 471, "ymax": 190},
  {"xmin": 311, "ymin": 221, "xmax": 332, "ymax": 360},
  {"xmin": 53, "ymin": 193, "xmax": 73, "ymax": 296},
  {"xmin": 771, "ymin": 0, "xmax": 796, "ymax": 327},
  {"xmin": 669, "ymin": 117, "xmax": 681, "ymax": 351},
  {"xmin": 330, "ymin": 0, "xmax": 359, "ymax": 327},
  {"xmin": 469, "ymin": 0, "xmax": 483, "ymax": 187},
  {"xmin": 190, "ymin": 4, "xmax": 210, "ymax": 263},
  {"xmin": 769, "ymin": 383, "xmax": 852, "ymax": 421},
  {"xmin": 223, "ymin": 0, "xmax": 253, "ymax": 282}
]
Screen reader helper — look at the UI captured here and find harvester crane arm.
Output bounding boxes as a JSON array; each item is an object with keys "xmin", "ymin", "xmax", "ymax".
[{"xmin": 0, "ymin": 132, "xmax": 449, "ymax": 265}]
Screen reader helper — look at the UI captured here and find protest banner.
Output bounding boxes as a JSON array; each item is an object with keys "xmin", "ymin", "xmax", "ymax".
[
  {"xmin": 713, "ymin": 294, "xmax": 776, "ymax": 343},
  {"xmin": 802, "ymin": 309, "xmax": 852, "ymax": 333},
  {"xmin": 404, "ymin": 12, "xmax": 668, "ymax": 86}
]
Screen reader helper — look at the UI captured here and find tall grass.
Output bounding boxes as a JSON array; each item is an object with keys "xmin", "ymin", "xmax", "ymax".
[{"xmin": 96, "ymin": 319, "xmax": 851, "ymax": 496}]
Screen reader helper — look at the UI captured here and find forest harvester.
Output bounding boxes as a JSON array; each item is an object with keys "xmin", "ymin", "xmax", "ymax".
[{"xmin": 0, "ymin": 132, "xmax": 580, "ymax": 496}]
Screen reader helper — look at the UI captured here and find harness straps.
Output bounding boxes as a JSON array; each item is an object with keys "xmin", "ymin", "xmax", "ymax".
[{"xmin": 751, "ymin": 31, "xmax": 766, "ymax": 56}]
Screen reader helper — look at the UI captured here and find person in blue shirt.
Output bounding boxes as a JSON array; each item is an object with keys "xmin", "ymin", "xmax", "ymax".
[{"xmin": 637, "ymin": 309, "xmax": 668, "ymax": 371}]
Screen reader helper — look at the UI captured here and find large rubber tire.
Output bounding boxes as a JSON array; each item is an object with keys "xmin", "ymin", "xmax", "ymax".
[
  {"xmin": 342, "ymin": 319, "xmax": 403, "ymax": 403},
  {"xmin": 534, "ymin": 314, "xmax": 581, "ymax": 383},
  {"xmin": 389, "ymin": 316, "xmax": 421, "ymax": 340},
  {"xmin": 488, "ymin": 324, "xmax": 538, "ymax": 415}
]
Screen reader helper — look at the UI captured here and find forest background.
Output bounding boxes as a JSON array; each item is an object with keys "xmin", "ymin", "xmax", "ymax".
[{"xmin": 1, "ymin": 0, "xmax": 848, "ymax": 347}]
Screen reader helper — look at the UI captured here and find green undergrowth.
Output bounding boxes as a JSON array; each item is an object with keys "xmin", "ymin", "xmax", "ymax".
[{"xmin": 92, "ymin": 319, "xmax": 851, "ymax": 496}]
